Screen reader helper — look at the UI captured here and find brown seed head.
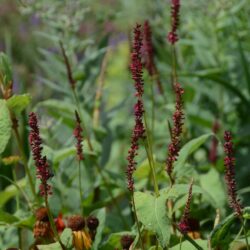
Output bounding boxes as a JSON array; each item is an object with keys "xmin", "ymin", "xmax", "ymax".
[
  {"xmin": 68, "ymin": 215, "xmax": 85, "ymax": 231},
  {"xmin": 35, "ymin": 207, "xmax": 49, "ymax": 222}
]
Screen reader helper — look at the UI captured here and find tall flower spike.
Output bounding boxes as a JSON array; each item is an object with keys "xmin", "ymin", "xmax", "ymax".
[
  {"xmin": 167, "ymin": 0, "xmax": 181, "ymax": 44},
  {"xmin": 178, "ymin": 180, "xmax": 193, "ymax": 234},
  {"xmin": 166, "ymin": 83, "xmax": 184, "ymax": 182},
  {"xmin": 224, "ymin": 131, "xmax": 242, "ymax": 217},
  {"xmin": 74, "ymin": 111, "xmax": 84, "ymax": 161},
  {"xmin": 126, "ymin": 24, "xmax": 145, "ymax": 192},
  {"xmin": 143, "ymin": 20, "xmax": 164, "ymax": 94},
  {"xmin": 29, "ymin": 112, "xmax": 52, "ymax": 196}
]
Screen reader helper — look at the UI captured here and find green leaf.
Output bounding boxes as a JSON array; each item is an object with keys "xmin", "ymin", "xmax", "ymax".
[
  {"xmin": 162, "ymin": 184, "xmax": 205, "ymax": 199},
  {"xmin": 134, "ymin": 191, "xmax": 171, "ymax": 247},
  {"xmin": 37, "ymin": 242, "xmax": 62, "ymax": 250},
  {"xmin": 170, "ymin": 239, "xmax": 208, "ymax": 249},
  {"xmin": 99, "ymin": 232, "xmax": 134, "ymax": 250},
  {"xmin": 209, "ymin": 213, "xmax": 235, "ymax": 247},
  {"xmin": 243, "ymin": 207, "xmax": 250, "ymax": 220},
  {"xmin": 6, "ymin": 94, "xmax": 31, "ymax": 114},
  {"xmin": 134, "ymin": 158, "xmax": 163, "ymax": 179},
  {"xmin": 91, "ymin": 208, "xmax": 106, "ymax": 250},
  {"xmin": 237, "ymin": 33, "xmax": 250, "ymax": 95},
  {"xmin": 0, "ymin": 209, "xmax": 19, "ymax": 224},
  {"xmin": 0, "ymin": 100, "xmax": 11, "ymax": 154},
  {"xmin": 149, "ymin": 247, "xmax": 163, "ymax": 250},
  {"xmin": 0, "ymin": 52, "xmax": 12, "ymax": 86},
  {"xmin": 174, "ymin": 133, "xmax": 213, "ymax": 174},
  {"xmin": 200, "ymin": 168, "xmax": 226, "ymax": 209},
  {"xmin": 14, "ymin": 215, "xmax": 35, "ymax": 229},
  {"xmin": 60, "ymin": 228, "xmax": 73, "ymax": 248},
  {"xmin": 0, "ymin": 177, "xmax": 26, "ymax": 207}
]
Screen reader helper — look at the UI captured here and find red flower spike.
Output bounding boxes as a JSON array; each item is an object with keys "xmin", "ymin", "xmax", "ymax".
[
  {"xmin": 29, "ymin": 112, "xmax": 52, "ymax": 196},
  {"xmin": 224, "ymin": 131, "xmax": 242, "ymax": 217},
  {"xmin": 167, "ymin": 0, "xmax": 181, "ymax": 44},
  {"xmin": 166, "ymin": 83, "xmax": 184, "ymax": 181},
  {"xmin": 178, "ymin": 180, "xmax": 193, "ymax": 234},
  {"xmin": 74, "ymin": 111, "xmax": 84, "ymax": 161},
  {"xmin": 126, "ymin": 24, "xmax": 145, "ymax": 192}
]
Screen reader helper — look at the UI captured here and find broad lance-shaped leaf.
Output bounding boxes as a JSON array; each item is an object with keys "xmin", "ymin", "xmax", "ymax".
[
  {"xmin": 134, "ymin": 191, "xmax": 171, "ymax": 247},
  {"xmin": 0, "ymin": 52, "xmax": 12, "ymax": 86},
  {"xmin": 210, "ymin": 207, "xmax": 250, "ymax": 248},
  {"xmin": 91, "ymin": 208, "xmax": 106, "ymax": 250},
  {"xmin": 174, "ymin": 133, "xmax": 212, "ymax": 173},
  {"xmin": 0, "ymin": 100, "xmax": 11, "ymax": 154},
  {"xmin": 209, "ymin": 213, "xmax": 235, "ymax": 247},
  {"xmin": 7, "ymin": 94, "xmax": 31, "ymax": 114},
  {"xmin": 200, "ymin": 168, "xmax": 226, "ymax": 209}
]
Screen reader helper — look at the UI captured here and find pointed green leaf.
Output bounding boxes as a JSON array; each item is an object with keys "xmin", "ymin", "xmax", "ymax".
[
  {"xmin": 209, "ymin": 213, "xmax": 235, "ymax": 248},
  {"xmin": 60, "ymin": 228, "xmax": 73, "ymax": 248},
  {"xmin": 0, "ymin": 100, "xmax": 11, "ymax": 154},
  {"xmin": 6, "ymin": 94, "xmax": 31, "ymax": 114},
  {"xmin": 200, "ymin": 168, "xmax": 226, "ymax": 209},
  {"xmin": 174, "ymin": 133, "xmax": 213, "ymax": 173},
  {"xmin": 0, "ymin": 52, "xmax": 12, "ymax": 86},
  {"xmin": 0, "ymin": 209, "xmax": 19, "ymax": 224},
  {"xmin": 134, "ymin": 191, "xmax": 171, "ymax": 247},
  {"xmin": 91, "ymin": 208, "xmax": 106, "ymax": 250}
]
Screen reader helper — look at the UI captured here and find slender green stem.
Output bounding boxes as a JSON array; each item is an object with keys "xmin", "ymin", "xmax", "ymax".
[
  {"xmin": 132, "ymin": 193, "xmax": 144, "ymax": 250},
  {"xmin": 234, "ymin": 223, "xmax": 244, "ymax": 242},
  {"xmin": 45, "ymin": 195, "xmax": 66, "ymax": 250},
  {"xmin": 179, "ymin": 235, "xmax": 183, "ymax": 250},
  {"xmin": 183, "ymin": 234, "xmax": 203, "ymax": 250},
  {"xmin": 241, "ymin": 218, "xmax": 249, "ymax": 250},
  {"xmin": 12, "ymin": 120, "xmax": 36, "ymax": 200},
  {"xmin": 171, "ymin": 45, "xmax": 178, "ymax": 83},
  {"xmin": 150, "ymin": 78, "xmax": 155, "ymax": 143},
  {"xmin": 0, "ymin": 174, "xmax": 33, "ymax": 211},
  {"xmin": 12, "ymin": 167, "xmax": 19, "ymax": 210},
  {"xmin": 18, "ymin": 228, "xmax": 22, "ymax": 250},
  {"xmin": 143, "ymin": 112, "xmax": 159, "ymax": 196},
  {"xmin": 72, "ymin": 89, "xmax": 93, "ymax": 151},
  {"xmin": 78, "ymin": 161, "xmax": 84, "ymax": 215},
  {"xmin": 155, "ymin": 240, "xmax": 159, "ymax": 250}
]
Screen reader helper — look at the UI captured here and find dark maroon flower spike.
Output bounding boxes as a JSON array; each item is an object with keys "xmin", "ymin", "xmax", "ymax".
[
  {"xmin": 167, "ymin": 0, "xmax": 181, "ymax": 44},
  {"xmin": 143, "ymin": 20, "xmax": 164, "ymax": 95},
  {"xmin": 74, "ymin": 110, "xmax": 84, "ymax": 161},
  {"xmin": 224, "ymin": 131, "xmax": 242, "ymax": 217},
  {"xmin": 166, "ymin": 83, "xmax": 184, "ymax": 184},
  {"xmin": 178, "ymin": 179, "xmax": 193, "ymax": 234},
  {"xmin": 126, "ymin": 24, "xmax": 145, "ymax": 192},
  {"xmin": 29, "ymin": 112, "xmax": 52, "ymax": 197}
]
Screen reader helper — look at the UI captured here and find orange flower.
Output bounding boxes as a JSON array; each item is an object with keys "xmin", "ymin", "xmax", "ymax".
[{"xmin": 54, "ymin": 212, "xmax": 65, "ymax": 234}]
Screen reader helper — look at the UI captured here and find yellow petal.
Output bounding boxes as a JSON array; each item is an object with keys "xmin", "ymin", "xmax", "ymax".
[
  {"xmin": 81, "ymin": 231, "xmax": 92, "ymax": 250},
  {"xmin": 73, "ymin": 231, "xmax": 84, "ymax": 250}
]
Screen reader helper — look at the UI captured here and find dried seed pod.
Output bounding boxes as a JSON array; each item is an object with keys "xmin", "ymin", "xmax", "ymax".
[
  {"xmin": 35, "ymin": 207, "xmax": 49, "ymax": 222},
  {"xmin": 87, "ymin": 216, "xmax": 99, "ymax": 231},
  {"xmin": 67, "ymin": 215, "xmax": 85, "ymax": 231},
  {"xmin": 120, "ymin": 235, "xmax": 134, "ymax": 250}
]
